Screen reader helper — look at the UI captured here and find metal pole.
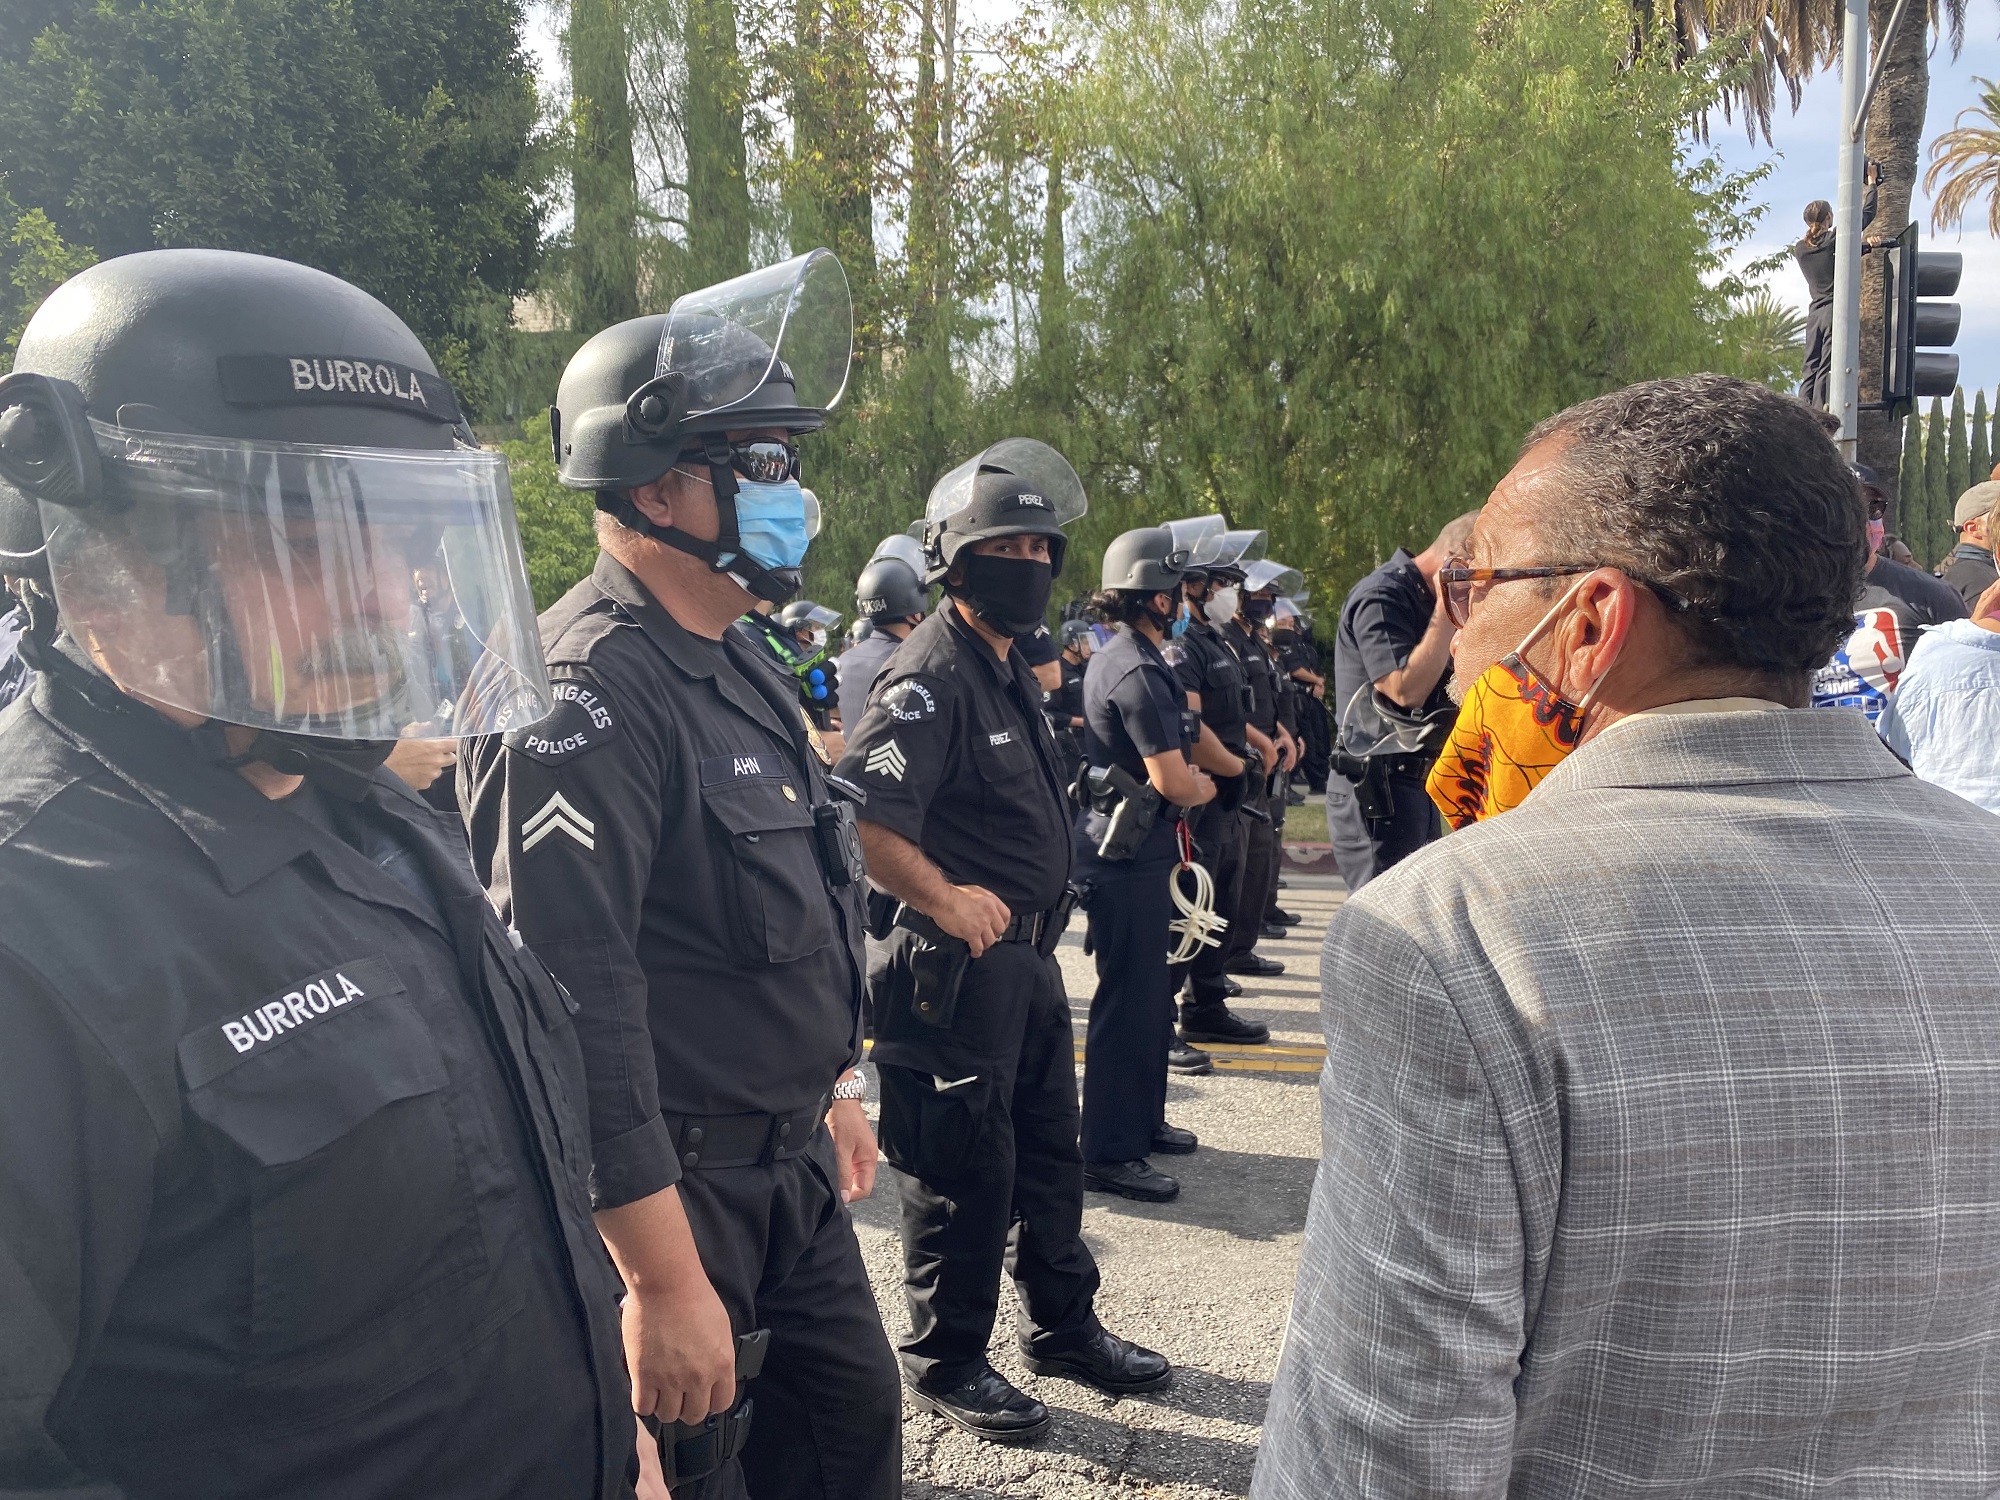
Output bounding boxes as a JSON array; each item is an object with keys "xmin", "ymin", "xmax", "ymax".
[
  {"xmin": 1852, "ymin": 0, "xmax": 1914, "ymax": 141},
  {"xmin": 1828, "ymin": 0, "xmax": 1870, "ymax": 458}
]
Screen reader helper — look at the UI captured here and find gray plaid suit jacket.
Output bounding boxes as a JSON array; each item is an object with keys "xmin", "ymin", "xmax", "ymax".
[{"xmin": 1254, "ymin": 708, "xmax": 2000, "ymax": 1498}]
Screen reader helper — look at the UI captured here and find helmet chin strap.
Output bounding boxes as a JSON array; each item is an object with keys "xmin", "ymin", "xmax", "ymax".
[
  {"xmin": 595, "ymin": 434, "xmax": 801, "ymax": 606},
  {"xmin": 192, "ymin": 723, "xmax": 395, "ymax": 801}
]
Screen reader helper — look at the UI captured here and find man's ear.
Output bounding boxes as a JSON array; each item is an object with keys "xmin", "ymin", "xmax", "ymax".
[{"xmin": 628, "ymin": 475, "xmax": 675, "ymax": 530}]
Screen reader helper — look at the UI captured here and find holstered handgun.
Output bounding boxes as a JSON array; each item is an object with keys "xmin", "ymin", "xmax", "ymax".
[
  {"xmin": 1084, "ymin": 763, "xmax": 1163, "ymax": 861},
  {"xmin": 644, "ymin": 1329, "xmax": 770, "ymax": 1487},
  {"xmin": 893, "ymin": 906, "xmax": 972, "ymax": 1029}
]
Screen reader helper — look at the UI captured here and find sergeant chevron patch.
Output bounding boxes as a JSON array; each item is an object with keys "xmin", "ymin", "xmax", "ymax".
[
  {"xmin": 522, "ymin": 791, "xmax": 596, "ymax": 853},
  {"xmin": 864, "ymin": 740, "xmax": 908, "ymax": 781}
]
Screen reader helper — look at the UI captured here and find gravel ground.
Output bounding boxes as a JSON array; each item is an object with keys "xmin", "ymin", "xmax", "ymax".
[{"xmin": 853, "ymin": 870, "xmax": 1343, "ymax": 1500}]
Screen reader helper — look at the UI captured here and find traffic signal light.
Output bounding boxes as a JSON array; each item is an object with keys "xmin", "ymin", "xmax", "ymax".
[{"xmin": 1881, "ymin": 223, "xmax": 1961, "ymax": 416}]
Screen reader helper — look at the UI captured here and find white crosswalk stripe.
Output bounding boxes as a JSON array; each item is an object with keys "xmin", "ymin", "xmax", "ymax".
[
  {"xmin": 864, "ymin": 739, "xmax": 908, "ymax": 781},
  {"xmin": 521, "ymin": 790, "xmax": 595, "ymax": 852}
]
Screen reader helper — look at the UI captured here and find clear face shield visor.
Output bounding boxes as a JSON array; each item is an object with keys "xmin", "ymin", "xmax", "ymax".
[
  {"xmin": 43, "ymin": 420, "xmax": 551, "ymax": 741},
  {"xmin": 923, "ymin": 439, "xmax": 1089, "ymax": 531},
  {"xmin": 657, "ymin": 250, "xmax": 854, "ymax": 420}
]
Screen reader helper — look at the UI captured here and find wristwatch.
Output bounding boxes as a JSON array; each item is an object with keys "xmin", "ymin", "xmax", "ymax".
[{"xmin": 831, "ymin": 1072, "xmax": 867, "ymax": 1102}]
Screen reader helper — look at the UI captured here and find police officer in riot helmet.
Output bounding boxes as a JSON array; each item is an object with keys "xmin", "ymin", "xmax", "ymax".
[
  {"xmin": 1208, "ymin": 555, "xmax": 1297, "ymax": 991},
  {"xmin": 1242, "ymin": 560, "xmax": 1308, "ymax": 935},
  {"xmin": 1165, "ymin": 527, "xmax": 1275, "ymax": 1044},
  {"xmin": 833, "ymin": 439, "xmax": 1170, "ymax": 1442},
  {"xmin": 1048, "ymin": 618, "xmax": 1092, "ymax": 779},
  {"xmin": 836, "ymin": 534, "xmax": 927, "ymax": 729},
  {"xmin": 0, "ymin": 250, "xmax": 643, "ymax": 1498},
  {"xmin": 461, "ymin": 251, "xmax": 902, "ymax": 1500},
  {"xmin": 1074, "ymin": 528, "xmax": 1218, "ymax": 1203}
]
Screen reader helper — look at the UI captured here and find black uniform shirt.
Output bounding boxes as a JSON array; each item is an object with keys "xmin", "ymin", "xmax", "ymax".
[
  {"xmin": 1333, "ymin": 548, "xmax": 1445, "ymax": 753},
  {"xmin": 1082, "ymin": 626, "xmax": 1190, "ymax": 778},
  {"xmin": 1163, "ymin": 617, "xmax": 1249, "ymax": 753},
  {"xmin": 1079, "ymin": 627, "xmax": 1192, "ymax": 865},
  {"xmin": 832, "ymin": 604, "xmax": 1073, "ymax": 915},
  {"xmin": 463, "ymin": 553, "xmax": 866, "ymax": 1213},
  {"xmin": 0, "ymin": 676, "xmax": 628, "ymax": 1500},
  {"xmin": 1223, "ymin": 619, "xmax": 1280, "ymax": 734},
  {"xmin": 1052, "ymin": 655, "xmax": 1087, "ymax": 728}
]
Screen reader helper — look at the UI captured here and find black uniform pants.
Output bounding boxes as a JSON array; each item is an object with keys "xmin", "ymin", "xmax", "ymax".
[
  {"xmin": 1300, "ymin": 696, "xmax": 1331, "ymax": 793},
  {"xmin": 1367, "ymin": 767, "xmax": 1438, "ymax": 874},
  {"xmin": 1801, "ymin": 304, "xmax": 1832, "ymax": 410},
  {"xmin": 1213, "ymin": 801, "xmax": 1278, "ymax": 989},
  {"xmin": 875, "ymin": 940, "xmax": 1101, "ymax": 1387},
  {"xmin": 1177, "ymin": 799, "xmax": 1243, "ymax": 1008},
  {"xmin": 1078, "ymin": 850, "xmax": 1178, "ymax": 1162},
  {"xmin": 675, "ymin": 1135, "xmax": 902, "ymax": 1500},
  {"xmin": 1262, "ymin": 782, "xmax": 1288, "ymax": 920}
]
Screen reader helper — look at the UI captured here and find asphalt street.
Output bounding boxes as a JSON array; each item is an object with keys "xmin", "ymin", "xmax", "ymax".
[{"xmin": 854, "ymin": 868, "xmax": 1343, "ymax": 1500}]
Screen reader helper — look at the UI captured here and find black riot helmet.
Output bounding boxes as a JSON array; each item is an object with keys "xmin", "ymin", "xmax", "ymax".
[
  {"xmin": 0, "ymin": 249, "xmax": 550, "ymax": 792},
  {"xmin": 1099, "ymin": 526, "xmax": 1190, "ymax": 593},
  {"xmin": 778, "ymin": 600, "xmax": 841, "ymax": 635},
  {"xmin": 854, "ymin": 555, "xmax": 927, "ymax": 620},
  {"xmin": 552, "ymin": 251, "xmax": 852, "ymax": 605},
  {"xmin": 920, "ymin": 438, "xmax": 1087, "ymax": 583}
]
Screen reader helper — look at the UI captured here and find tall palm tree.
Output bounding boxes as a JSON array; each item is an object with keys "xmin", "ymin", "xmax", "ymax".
[
  {"xmin": 1634, "ymin": 0, "xmax": 1973, "ymax": 519},
  {"xmin": 1926, "ymin": 77, "xmax": 2000, "ymax": 236}
]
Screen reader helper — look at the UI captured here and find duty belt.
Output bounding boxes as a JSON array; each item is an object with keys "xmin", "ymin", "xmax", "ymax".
[
  {"xmin": 664, "ymin": 1096, "xmax": 831, "ymax": 1171},
  {"xmin": 997, "ymin": 887, "xmax": 1078, "ymax": 953}
]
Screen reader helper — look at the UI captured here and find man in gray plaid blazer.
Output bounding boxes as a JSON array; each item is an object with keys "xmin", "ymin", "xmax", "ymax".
[{"xmin": 1255, "ymin": 376, "xmax": 2000, "ymax": 1498}]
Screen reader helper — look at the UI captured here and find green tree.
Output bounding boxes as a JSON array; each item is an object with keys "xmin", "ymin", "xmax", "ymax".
[
  {"xmin": 1, "ymin": 202, "xmax": 97, "ymax": 351},
  {"xmin": 1899, "ymin": 406, "xmax": 1928, "ymax": 547},
  {"xmin": 1031, "ymin": 0, "xmax": 1767, "ymax": 598},
  {"xmin": 1719, "ymin": 287, "xmax": 1808, "ymax": 390},
  {"xmin": 1975, "ymin": 390, "xmax": 1994, "ymax": 485},
  {"xmin": 1947, "ymin": 385, "xmax": 1972, "ymax": 508},
  {"xmin": 0, "ymin": 0, "xmax": 548, "ymax": 412},
  {"xmin": 1923, "ymin": 393, "xmax": 1951, "ymax": 565},
  {"xmin": 502, "ymin": 410, "xmax": 599, "ymax": 607},
  {"xmin": 569, "ymin": 0, "xmax": 642, "ymax": 329},
  {"xmin": 685, "ymin": 0, "xmax": 753, "ymax": 286}
]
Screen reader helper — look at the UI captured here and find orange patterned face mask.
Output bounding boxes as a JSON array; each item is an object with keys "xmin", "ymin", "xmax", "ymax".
[{"xmin": 1425, "ymin": 579, "xmax": 1607, "ymax": 831}]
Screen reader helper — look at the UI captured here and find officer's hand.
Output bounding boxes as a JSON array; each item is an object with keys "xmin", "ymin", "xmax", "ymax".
[
  {"xmin": 1190, "ymin": 771, "xmax": 1217, "ymax": 807},
  {"xmin": 937, "ymin": 884, "xmax": 1011, "ymax": 957},
  {"xmin": 383, "ymin": 737, "xmax": 457, "ymax": 792},
  {"xmin": 826, "ymin": 1097, "xmax": 879, "ymax": 1203},
  {"xmin": 635, "ymin": 1423, "xmax": 669, "ymax": 1500},
  {"xmin": 624, "ymin": 1274, "xmax": 737, "ymax": 1426}
]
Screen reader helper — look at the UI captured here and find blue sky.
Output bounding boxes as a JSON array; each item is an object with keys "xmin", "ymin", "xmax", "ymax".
[{"xmin": 1705, "ymin": 2, "xmax": 2000, "ymax": 400}]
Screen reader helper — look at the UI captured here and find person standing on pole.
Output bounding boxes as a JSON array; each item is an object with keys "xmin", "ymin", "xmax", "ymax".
[
  {"xmin": 1794, "ymin": 165, "xmax": 1880, "ymax": 410},
  {"xmin": 833, "ymin": 439, "xmax": 1170, "ymax": 1444},
  {"xmin": 462, "ymin": 251, "xmax": 903, "ymax": 1500}
]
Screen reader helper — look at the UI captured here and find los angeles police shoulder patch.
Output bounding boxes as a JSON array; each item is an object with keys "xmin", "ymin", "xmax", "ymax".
[
  {"xmin": 880, "ymin": 678, "xmax": 938, "ymax": 723},
  {"xmin": 504, "ymin": 679, "xmax": 618, "ymax": 765}
]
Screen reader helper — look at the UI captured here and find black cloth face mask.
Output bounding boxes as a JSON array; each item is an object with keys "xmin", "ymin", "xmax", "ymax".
[{"xmin": 953, "ymin": 553, "xmax": 1054, "ymax": 639}]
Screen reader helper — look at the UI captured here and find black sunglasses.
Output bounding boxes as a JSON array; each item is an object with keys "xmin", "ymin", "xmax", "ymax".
[{"xmin": 681, "ymin": 438, "xmax": 801, "ymax": 486}]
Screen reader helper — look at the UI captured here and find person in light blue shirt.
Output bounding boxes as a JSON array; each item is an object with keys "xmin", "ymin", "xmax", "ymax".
[{"xmin": 1880, "ymin": 592, "xmax": 2000, "ymax": 814}]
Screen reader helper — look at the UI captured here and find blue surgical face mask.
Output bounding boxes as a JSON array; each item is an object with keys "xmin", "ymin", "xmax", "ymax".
[
  {"xmin": 728, "ymin": 479, "xmax": 817, "ymax": 573},
  {"xmin": 1170, "ymin": 613, "xmax": 1190, "ymax": 639}
]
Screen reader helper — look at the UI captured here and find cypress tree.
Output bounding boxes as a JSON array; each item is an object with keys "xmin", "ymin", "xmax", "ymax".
[
  {"xmin": 1974, "ymin": 391, "xmax": 1993, "ymax": 494},
  {"xmin": 1947, "ymin": 387, "xmax": 1972, "ymax": 512},
  {"xmin": 1899, "ymin": 408, "xmax": 1927, "ymax": 547},
  {"xmin": 1919, "ymin": 396, "xmax": 1950, "ymax": 566}
]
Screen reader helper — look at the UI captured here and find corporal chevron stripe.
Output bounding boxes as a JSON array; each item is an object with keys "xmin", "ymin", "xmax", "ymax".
[
  {"xmin": 521, "ymin": 791, "xmax": 595, "ymax": 852},
  {"xmin": 864, "ymin": 739, "xmax": 907, "ymax": 781}
]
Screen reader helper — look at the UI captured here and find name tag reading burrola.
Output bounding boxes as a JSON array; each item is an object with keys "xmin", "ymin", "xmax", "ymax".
[{"xmin": 177, "ymin": 956, "xmax": 404, "ymax": 1090}]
